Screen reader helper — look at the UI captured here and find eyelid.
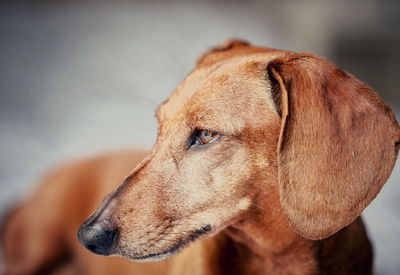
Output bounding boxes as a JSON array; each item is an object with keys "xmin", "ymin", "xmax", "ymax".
[
  {"xmin": 188, "ymin": 128, "xmax": 221, "ymax": 148},
  {"xmin": 195, "ymin": 128, "xmax": 220, "ymax": 137},
  {"xmin": 194, "ymin": 126, "xmax": 222, "ymax": 135}
]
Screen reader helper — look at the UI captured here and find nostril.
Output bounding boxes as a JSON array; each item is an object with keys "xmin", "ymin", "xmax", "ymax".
[
  {"xmin": 102, "ymin": 229, "xmax": 118, "ymax": 250},
  {"xmin": 87, "ymin": 244, "xmax": 104, "ymax": 255},
  {"xmin": 77, "ymin": 224, "xmax": 118, "ymax": 256},
  {"xmin": 87, "ymin": 244, "xmax": 98, "ymax": 252}
]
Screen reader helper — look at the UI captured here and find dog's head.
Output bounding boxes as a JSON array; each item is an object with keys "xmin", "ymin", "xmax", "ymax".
[{"xmin": 78, "ymin": 39, "xmax": 400, "ymax": 261}]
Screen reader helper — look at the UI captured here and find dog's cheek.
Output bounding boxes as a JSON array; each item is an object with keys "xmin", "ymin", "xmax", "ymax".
[
  {"xmin": 179, "ymin": 145, "xmax": 253, "ymax": 219},
  {"xmin": 214, "ymin": 142, "xmax": 256, "ymax": 195}
]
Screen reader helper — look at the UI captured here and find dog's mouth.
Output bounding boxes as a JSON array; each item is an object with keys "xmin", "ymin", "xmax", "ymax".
[{"xmin": 125, "ymin": 224, "xmax": 212, "ymax": 261}]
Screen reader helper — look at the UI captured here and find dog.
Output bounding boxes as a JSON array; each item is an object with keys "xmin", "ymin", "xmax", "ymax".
[{"xmin": 1, "ymin": 39, "xmax": 399, "ymax": 275}]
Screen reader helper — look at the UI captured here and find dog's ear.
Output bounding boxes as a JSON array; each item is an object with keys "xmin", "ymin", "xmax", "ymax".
[
  {"xmin": 267, "ymin": 53, "xmax": 400, "ymax": 240},
  {"xmin": 196, "ymin": 38, "xmax": 250, "ymax": 67}
]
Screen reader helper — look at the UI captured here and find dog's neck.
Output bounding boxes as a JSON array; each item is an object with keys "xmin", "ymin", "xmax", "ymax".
[{"xmin": 222, "ymin": 184, "xmax": 319, "ymax": 275}]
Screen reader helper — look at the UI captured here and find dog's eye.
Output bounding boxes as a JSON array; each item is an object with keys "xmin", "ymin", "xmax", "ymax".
[{"xmin": 193, "ymin": 129, "xmax": 218, "ymax": 145}]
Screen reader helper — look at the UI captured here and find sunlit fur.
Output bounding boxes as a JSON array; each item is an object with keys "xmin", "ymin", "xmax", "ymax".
[
  {"xmin": 2, "ymin": 39, "xmax": 399, "ymax": 275},
  {"xmin": 103, "ymin": 54, "xmax": 283, "ymax": 261}
]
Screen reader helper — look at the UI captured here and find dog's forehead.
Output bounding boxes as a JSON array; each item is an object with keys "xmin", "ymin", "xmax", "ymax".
[{"xmin": 157, "ymin": 53, "xmax": 279, "ymax": 129}]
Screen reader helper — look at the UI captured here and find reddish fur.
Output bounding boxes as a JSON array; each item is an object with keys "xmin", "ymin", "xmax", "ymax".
[
  {"xmin": 270, "ymin": 54, "xmax": 400, "ymax": 239},
  {"xmin": 1, "ymin": 39, "xmax": 399, "ymax": 275}
]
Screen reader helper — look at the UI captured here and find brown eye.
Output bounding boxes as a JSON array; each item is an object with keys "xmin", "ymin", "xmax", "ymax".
[{"xmin": 196, "ymin": 130, "xmax": 218, "ymax": 145}]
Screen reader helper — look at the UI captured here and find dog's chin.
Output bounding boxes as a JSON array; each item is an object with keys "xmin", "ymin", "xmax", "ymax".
[
  {"xmin": 114, "ymin": 224, "xmax": 212, "ymax": 262},
  {"xmin": 121, "ymin": 246, "xmax": 183, "ymax": 262}
]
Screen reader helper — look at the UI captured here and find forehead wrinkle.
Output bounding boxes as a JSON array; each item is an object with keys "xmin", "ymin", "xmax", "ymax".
[
  {"xmin": 159, "ymin": 54, "xmax": 261, "ymax": 119},
  {"xmin": 158, "ymin": 67, "xmax": 226, "ymax": 123},
  {"xmin": 186, "ymin": 78, "xmax": 276, "ymax": 135},
  {"xmin": 158, "ymin": 53, "xmax": 279, "ymax": 128}
]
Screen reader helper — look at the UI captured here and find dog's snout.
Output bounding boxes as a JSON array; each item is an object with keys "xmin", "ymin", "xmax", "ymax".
[{"xmin": 77, "ymin": 223, "xmax": 118, "ymax": 256}]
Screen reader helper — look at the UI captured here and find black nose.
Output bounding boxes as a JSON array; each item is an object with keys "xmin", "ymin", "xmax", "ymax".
[{"xmin": 77, "ymin": 223, "xmax": 118, "ymax": 256}]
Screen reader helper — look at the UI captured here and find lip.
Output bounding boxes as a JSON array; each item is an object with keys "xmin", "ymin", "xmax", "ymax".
[{"xmin": 131, "ymin": 224, "xmax": 212, "ymax": 261}]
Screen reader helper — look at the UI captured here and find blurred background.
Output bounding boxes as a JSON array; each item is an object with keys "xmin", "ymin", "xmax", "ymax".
[{"xmin": 0, "ymin": 0, "xmax": 399, "ymax": 274}]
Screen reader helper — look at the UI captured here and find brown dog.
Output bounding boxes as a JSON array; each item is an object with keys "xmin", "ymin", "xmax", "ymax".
[{"xmin": 2, "ymin": 39, "xmax": 400, "ymax": 275}]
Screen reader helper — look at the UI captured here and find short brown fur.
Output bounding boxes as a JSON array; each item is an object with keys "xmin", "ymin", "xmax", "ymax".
[{"xmin": 1, "ymin": 39, "xmax": 399, "ymax": 275}]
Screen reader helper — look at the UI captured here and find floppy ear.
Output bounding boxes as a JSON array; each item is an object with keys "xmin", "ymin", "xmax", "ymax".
[{"xmin": 268, "ymin": 53, "xmax": 400, "ymax": 240}]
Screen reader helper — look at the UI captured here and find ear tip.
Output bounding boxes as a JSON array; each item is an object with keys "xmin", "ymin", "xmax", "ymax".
[
  {"xmin": 293, "ymin": 227, "xmax": 336, "ymax": 240},
  {"xmin": 285, "ymin": 211, "xmax": 354, "ymax": 240},
  {"xmin": 279, "ymin": 191, "xmax": 367, "ymax": 241}
]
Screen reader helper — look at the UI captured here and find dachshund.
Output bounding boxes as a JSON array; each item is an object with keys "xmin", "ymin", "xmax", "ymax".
[{"xmin": 2, "ymin": 39, "xmax": 399, "ymax": 275}]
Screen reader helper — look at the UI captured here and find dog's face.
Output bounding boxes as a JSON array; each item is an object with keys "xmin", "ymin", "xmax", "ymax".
[
  {"xmin": 113, "ymin": 55, "xmax": 283, "ymax": 260},
  {"xmin": 78, "ymin": 40, "xmax": 400, "ymax": 261},
  {"xmin": 79, "ymin": 49, "xmax": 283, "ymax": 260}
]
